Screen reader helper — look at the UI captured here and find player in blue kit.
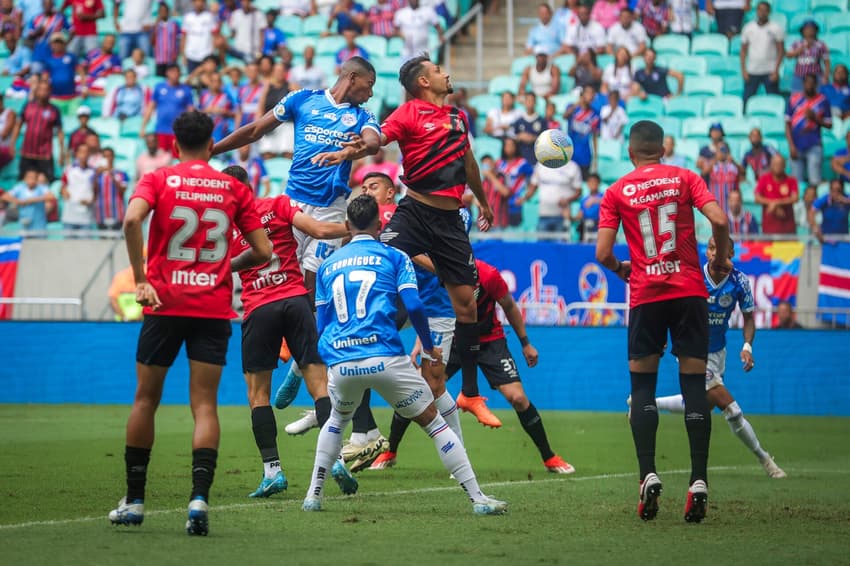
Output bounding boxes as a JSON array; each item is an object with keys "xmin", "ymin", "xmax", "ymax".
[
  {"xmin": 655, "ymin": 237, "xmax": 787, "ymax": 479},
  {"xmin": 302, "ymin": 194, "xmax": 507, "ymax": 515}
]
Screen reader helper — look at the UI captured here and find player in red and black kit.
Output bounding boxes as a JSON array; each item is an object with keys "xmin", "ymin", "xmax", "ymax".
[
  {"xmin": 595, "ymin": 120, "xmax": 731, "ymax": 524},
  {"xmin": 108, "ymin": 111, "xmax": 272, "ymax": 536},
  {"xmin": 222, "ymin": 165, "xmax": 349, "ymax": 498}
]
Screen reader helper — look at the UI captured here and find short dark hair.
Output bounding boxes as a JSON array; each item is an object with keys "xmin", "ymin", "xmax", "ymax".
[
  {"xmin": 164, "ymin": 62, "xmax": 180, "ymax": 73},
  {"xmin": 362, "ymin": 171, "xmax": 394, "ymax": 187},
  {"xmin": 757, "ymin": 1, "xmax": 770, "ymax": 9},
  {"xmin": 340, "ymin": 55, "xmax": 375, "ymax": 78},
  {"xmin": 222, "ymin": 165, "xmax": 250, "ymax": 187},
  {"xmin": 172, "ymin": 111, "xmax": 214, "ymax": 152},
  {"xmin": 587, "ymin": 172, "xmax": 601, "ymax": 182},
  {"xmin": 629, "ymin": 120, "xmax": 664, "ymax": 158},
  {"xmin": 347, "ymin": 194, "xmax": 380, "ymax": 230},
  {"xmin": 399, "ymin": 54, "xmax": 430, "ymax": 95}
]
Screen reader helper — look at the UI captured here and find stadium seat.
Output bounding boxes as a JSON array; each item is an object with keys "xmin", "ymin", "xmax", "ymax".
[
  {"xmin": 683, "ymin": 75, "xmax": 723, "ymax": 97},
  {"xmin": 89, "ymin": 117, "xmax": 121, "ymax": 139},
  {"xmin": 690, "ymin": 34, "xmax": 729, "ymax": 56},
  {"xmin": 374, "ymin": 57, "xmax": 402, "ymax": 78},
  {"xmin": 788, "ymin": 13, "xmax": 827, "ymax": 34},
  {"xmin": 0, "ymin": 75, "xmax": 13, "ymax": 93},
  {"xmin": 626, "ymin": 95, "xmax": 664, "ymax": 118},
  {"xmin": 511, "ymin": 56, "xmax": 535, "ymax": 76},
  {"xmin": 668, "ymin": 55, "xmax": 708, "ymax": 76},
  {"xmin": 729, "ymin": 35, "xmax": 742, "ymax": 56},
  {"xmin": 549, "ymin": 93, "xmax": 575, "ymax": 113},
  {"xmin": 597, "ymin": 138, "xmax": 621, "ymax": 161},
  {"xmin": 468, "ymin": 93, "xmax": 501, "ymax": 116},
  {"xmin": 317, "ymin": 36, "xmax": 345, "ymax": 56},
  {"xmin": 723, "ymin": 117, "xmax": 760, "ymax": 139},
  {"xmin": 302, "ymin": 15, "xmax": 330, "ymax": 36},
  {"xmin": 286, "ymin": 36, "xmax": 315, "ymax": 56},
  {"xmin": 774, "ymin": 0, "xmax": 808, "ymax": 18},
  {"xmin": 745, "ymin": 94, "xmax": 786, "ymax": 118},
  {"xmin": 473, "ymin": 135, "xmax": 503, "ymax": 160},
  {"xmin": 552, "ymin": 54, "xmax": 576, "ymax": 72},
  {"xmin": 760, "ymin": 117, "xmax": 787, "ymax": 140},
  {"xmin": 488, "ymin": 74, "xmax": 521, "ymax": 95},
  {"xmin": 723, "ymin": 75, "xmax": 744, "ymax": 97},
  {"xmin": 387, "ymin": 37, "xmax": 404, "ymax": 57},
  {"xmin": 656, "ymin": 116, "xmax": 682, "ymax": 138},
  {"xmin": 665, "ymin": 95, "xmax": 703, "ymax": 118},
  {"xmin": 265, "ymin": 157, "xmax": 292, "ymax": 182},
  {"xmin": 120, "ymin": 115, "xmax": 149, "ymax": 137},
  {"xmin": 356, "ymin": 35, "xmax": 387, "ymax": 58},
  {"xmin": 597, "ymin": 54, "xmax": 614, "ymax": 69},
  {"xmin": 675, "ymin": 138, "xmax": 702, "ymax": 161},
  {"xmin": 705, "ymin": 55, "xmax": 740, "ymax": 77},
  {"xmin": 811, "ymin": 0, "xmax": 846, "ymax": 14},
  {"xmin": 279, "ymin": 17, "xmax": 302, "ymax": 37},
  {"xmin": 704, "ymin": 95, "xmax": 743, "ymax": 117},
  {"xmin": 681, "ymin": 117, "xmax": 715, "ymax": 138},
  {"xmin": 827, "ymin": 13, "xmax": 850, "ymax": 33},
  {"xmin": 599, "ymin": 159, "xmax": 634, "ymax": 184},
  {"xmin": 823, "ymin": 33, "xmax": 848, "ymax": 56},
  {"xmin": 110, "ymin": 138, "xmax": 139, "ymax": 161},
  {"xmin": 652, "ymin": 34, "xmax": 690, "ymax": 56}
]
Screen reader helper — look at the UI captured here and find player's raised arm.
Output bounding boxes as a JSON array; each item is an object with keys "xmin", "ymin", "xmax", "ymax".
[
  {"xmin": 212, "ymin": 108, "xmax": 281, "ymax": 156},
  {"xmin": 291, "ymin": 210, "xmax": 350, "ymax": 240},
  {"xmin": 311, "ymin": 127, "xmax": 381, "ymax": 167}
]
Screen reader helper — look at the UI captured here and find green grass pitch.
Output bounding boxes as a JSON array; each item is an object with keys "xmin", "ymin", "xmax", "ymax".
[{"xmin": 1, "ymin": 405, "xmax": 849, "ymax": 565}]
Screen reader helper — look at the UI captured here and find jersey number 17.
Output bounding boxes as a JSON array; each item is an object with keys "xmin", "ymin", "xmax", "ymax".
[{"xmin": 332, "ymin": 270, "xmax": 376, "ymax": 323}]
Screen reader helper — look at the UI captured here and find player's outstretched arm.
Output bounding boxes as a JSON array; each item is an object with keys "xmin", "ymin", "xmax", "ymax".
[
  {"xmin": 231, "ymin": 228, "xmax": 273, "ymax": 272},
  {"xmin": 497, "ymin": 292, "xmax": 538, "ymax": 368},
  {"xmin": 700, "ymin": 201, "xmax": 732, "ymax": 274},
  {"xmin": 311, "ymin": 128, "xmax": 380, "ymax": 167},
  {"xmin": 212, "ymin": 109, "xmax": 281, "ymax": 156},
  {"xmin": 291, "ymin": 211, "xmax": 349, "ymax": 240},
  {"xmin": 463, "ymin": 149, "xmax": 494, "ymax": 231},
  {"xmin": 123, "ymin": 198, "xmax": 161, "ymax": 310},
  {"xmin": 411, "ymin": 254, "xmax": 436, "ymax": 274},
  {"xmin": 595, "ymin": 227, "xmax": 631, "ymax": 282},
  {"xmin": 741, "ymin": 311, "xmax": 755, "ymax": 372}
]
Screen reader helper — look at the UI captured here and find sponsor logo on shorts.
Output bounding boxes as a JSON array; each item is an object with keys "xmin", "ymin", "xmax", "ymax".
[
  {"xmin": 338, "ymin": 361, "xmax": 386, "ymax": 376},
  {"xmin": 395, "ymin": 388, "xmax": 424, "ymax": 409},
  {"xmin": 332, "ymin": 334, "xmax": 378, "ymax": 349}
]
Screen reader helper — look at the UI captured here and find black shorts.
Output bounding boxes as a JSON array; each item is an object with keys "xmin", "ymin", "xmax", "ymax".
[
  {"xmin": 446, "ymin": 337, "xmax": 520, "ymax": 390},
  {"xmin": 380, "ymin": 197, "xmax": 477, "ymax": 286},
  {"xmin": 628, "ymin": 296, "xmax": 709, "ymax": 361},
  {"xmin": 715, "ymin": 9, "xmax": 744, "ymax": 35},
  {"xmin": 18, "ymin": 157, "xmax": 55, "ymax": 183},
  {"xmin": 241, "ymin": 294, "xmax": 322, "ymax": 373},
  {"xmin": 136, "ymin": 315, "xmax": 232, "ymax": 367}
]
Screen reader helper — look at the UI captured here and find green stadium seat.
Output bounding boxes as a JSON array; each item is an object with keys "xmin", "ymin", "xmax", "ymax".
[
  {"xmin": 691, "ymin": 34, "xmax": 729, "ymax": 56},
  {"xmin": 745, "ymin": 94, "xmax": 786, "ymax": 118},
  {"xmin": 705, "ymin": 55, "xmax": 740, "ymax": 77},
  {"xmin": 626, "ymin": 95, "xmax": 665, "ymax": 118},
  {"xmin": 656, "ymin": 116, "xmax": 682, "ymax": 138},
  {"xmin": 120, "ymin": 115, "xmax": 148, "ymax": 137},
  {"xmin": 287, "ymin": 36, "xmax": 316, "ymax": 56},
  {"xmin": 374, "ymin": 56, "xmax": 402, "ymax": 78},
  {"xmin": 597, "ymin": 54, "xmax": 614, "ymax": 69},
  {"xmin": 363, "ymin": 95, "xmax": 383, "ymax": 119},
  {"xmin": 665, "ymin": 95, "xmax": 703, "ymax": 118},
  {"xmin": 723, "ymin": 75, "xmax": 744, "ymax": 96},
  {"xmin": 823, "ymin": 33, "xmax": 848, "ymax": 56},
  {"xmin": 773, "ymin": 0, "xmax": 807, "ymax": 18},
  {"xmin": 473, "ymin": 136, "xmax": 503, "ymax": 160},
  {"xmin": 356, "ymin": 35, "xmax": 387, "ymax": 58},
  {"xmin": 597, "ymin": 138, "xmax": 621, "ymax": 161},
  {"xmin": 653, "ymin": 34, "xmax": 690, "ymax": 56},
  {"xmin": 683, "ymin": 75, "xmax": 723, "ymax": 97},
  {"xmin": 704, "ymin": 95, "xmax": 743, "ymax": 117},
  {"xmin": 681, "ymin": 117, "xmax": 715, "ymax": 138},
  {"xmin": 811, "ymin": 0, "xmax": 846, "ymax": 14},
  {"xmin": 317, "ymin": 36, "xmax": 345, "ymax": 56},
  {"xmin": 549, "ymin": 93, "xmax": 576, "ymax": 113},
  {"xmin": 469, "ymin": 93, "xmax": 501, "ymax": 116},
  {"xmin": 788, "ymin": 13, "xmax": 827, "ymax": 34},
  {"xmin": 109, "ymin": 138, "xmax": 139, "ymax": 161},
  {"xmin": 265, "ymin": 157, "xmax": 292, "ymax": 182},
  {"xmin": 302, "ymin": 15, "xmax": 330, "ymax": 36},
  {"xmin": 384, "ymin": 86, "xmax": 402, "ymax": 109},
  {"xmin": 669, "ymin": 55, "xmax": 708, "ymax": 76},
  {"xmin": 723, "ymin": 117, "xmax": 760, "ymax": 139},
  {"xmin": 599, "ymin": 159, "xmax": 634, "ymax": 184},
  {"xmin": 827, "ymin": 12, "xmax": 850, "ymax": 33},
  {"xmin": 552, "ymin": 54, "xmax": 576, "ymax": 71},
  {"xmin": 743, "ymin": 11, "xmax": 788, "ymax": 31},
  {"xmin": 488, "ymin": 75, "xmax": 521, "ymax": 95},
  {"xmin": 511, "ymin": 56, "xmax": 535, "ymax": 76},
  {"xmin": 729, "ymin": 35, "xmax": 742, "ymax": 56},
  {"xmin": 89, "ymin": 117, "xmax": 121, "ymax": 139},
  {"xmin": 759, "ymin": 118, "xmax": 787, "ymax": 140},
  {"xmin": 0, "ymin": 75, "xmax": 14, "ymax": 93},
  {"xmin": 675, "ymin": 138, "xmax": 702, "ymax": 161},
  {"xmin": 387, "ymin": 37, "xmax": 404, "ymax": 57},
  {"xmin": 279, "ymin": 17, "xmax": 302, "ymax": 37}
]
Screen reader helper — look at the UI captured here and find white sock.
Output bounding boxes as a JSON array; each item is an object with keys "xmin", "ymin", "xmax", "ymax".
[
  {"xmin": 723, "ymin": 402, "xmax": 769, "ymax": 461},
  {"xmin": 263, "ymin": 460, "xmax": 281, "ymax": 480},
  {"xmin": 366, "ymin": 428, "xmax": 381, "ymax": 442},
  {"xmin": 435, "ymin": 391, "xmax": 464, "ymax": 445},
  {"xmin": 421, "ymin": 414, "xmax": 485, "ymax": 503},
  {"xmin": 306, "ymin": 410, "xmax": 350, "ymax": 500},
  {"xmin": 349, "ymin": 432, "xmax": 367, "ymax": 446},
  {"xmin": 656, "ymin": 394, "xmax": 685, "ymax": 413}
]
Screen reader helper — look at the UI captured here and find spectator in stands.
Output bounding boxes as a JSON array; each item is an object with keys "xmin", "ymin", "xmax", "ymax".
[
  {"xmin": 256, "ymin": 53, "xmax": 275, "ymax": 81},
  {"xmin": 519, "ymin": 47, "xmax": 561, "ymax": 100},
  {"xmin": 366, "ymin": 0, "xmax": 395, "ymax": 38},
  {"xmin": 0, "ymin": 94, "xmax": 15, "ymax": 170},
  {"xmin": 326, "ymin": 0, "xmax": 366, "ymax": 35},
  {"xmin": 631, "ymin": 47, "xmax": 683, "ymax": 99},
  {"xmin": 83, "ymin": 33, "xmax": 122, "ymax": 97},
  {"xmin": 61, "ymin": 0, "xmax": 104, "ymax": 58},
  {"xmin": 68, "ymin": 105, "xmax": 96, "ymax": 153},
  {"xmin": 60, "ymin": 142, "xmax": 95, "ymax": 233},
  {"xmin": 484, "ymin": 137, "xmax": 533, "ymax": 229},
  {"xmin": 706, "ymin": 0, "xmax": 748, "ymax": 39},
  {"xmin": 544, "ymin": 100, "xmax": 560, "ymax": 129},
  {"xmin": 562, "ymin": 4, "xmax": 606, "ymax": 55},
  {"xmin": 831, "ymin": 131, "xmax": 850, "ymax": 183},
  {"xmin": 261, "ymin": 9, "xmax": 287, "ymax": 57},
  {"xmin": 172, "ymin": 0, "xmax": 194, "ymax": 14},
  {"xmin": 741, "ymin": 127, "xmax": 775, "ymax": 180},
  {"xmin": 568, "ymin": 49, "xmax": 603, "ymax": 92},
  {"xmin": 188, "ymin": 54, "xmax": 223, "ymax": 91},
  {"xmin": 335, "ymin": 29, "xmax": 369, "ymax": 73},
  {"xmin": 448, "ymin": 87, "xmax": 478, "ymax": 137},
  {"xmin": 85, "ymin": 131, "xmax": 105, "ymax": 168},
  {"xmin": 740, "ymin": 1, "xmax": 783, "ymax": 105},
  {"xmin": 668, "ymin": 0, "xmax": 697, "ymax": 37},
  {"xmin": 794, "ymin": 184, "xmax": 817, "ymax": 233},
  {"xmin": 510, "ymin": 92, "xmax": 548, "ymax": 165},
  {"xmin": 811, "ymin": 179, "xmax": 850, "ymax": 239},
  {"xmin": 394, "ymin": 0, "xmax": 443, "ymax": 63},
  {"xmin": 606, "ymin": 8, "xmax": 647, "ymax": 56},
  {"xmin": 351, "ymin": 147, "xmax": 399, "ymax": 188},
  {"xmin": 601, "ymin": 46, "xmax": 633, "ymax": 100},
  {"xmin": 703, "ymin": 141, "xmax": 743, "ymax": 213},
  {"xmin": 11, "ymin": 80, "xmax": 64, "ymax": 181},
  {"xmin": 129, "ymin": 48, "xmax": 150, "ymax": 80},
  {"xmin": 93, "ymin": 147, "xmax": 128, "ymax": 231},
  {"xmin": 600, "ymin": 90, "xmax": 627, "ymax": 142},
  {"xmin": 577, "ymin": 172, "xmax": 603, "ymax": 240},
  {"xmin": 787, "ymin": 20, "xmax": 829, "ymax": 92},
  {"xmin": 109, "ymin": 261, "xmax": 144, "ymax": 320},
  {"xmin": 199, "ymin": 71, "xmax": 239, "ymax": 143},
  {"xmin": 141, "ymin": 63, "xmax": 195, "ymax": 156},
  {"xmin": 152, "ymin": 2, "xmax": 180, "ymax": 77},
  {"xmin": 135, "ymin": 133, "xmax": 172, "ymax": 180},
  {"xmin": 0, "ymin": 0, "xmax": 23, "ymax": 39},
  {"xmin": 1, "ymin": 169, "xmax": 54, "ymax": 234},
  {"xmin": 555, "ymin": 0, "xmax": 579, "ymax": 34},
  {"xmin": 591, "ymin": 0, "xmax": 625, "ymax": 31},
  {"xmin": 786, "ymin": 73, "xmax": 832, "ymax": 187},
  {"xmin": 563, "ymin": 85, "xmax": 600, "ymax": 178},
  {"xmin": 257, "ymin": 61, "xmax": 293, "ymax": 159},
  {"xmin": 2, "ymin": 31, "xmax": 34, "ymax": 92},
  {"xmin": 755, "ymin": 153, "xmax": 798, "ymax": 235},
  {"xmin": 108, "ymin": 68, "xmax": 146, "ymax": 120},
  {"xmin": 37, "ymin": 32, "xmax": 83, "ymax": 111},
  {"xmin": 181, "ymin": 0, "xmax": 218, "ymax": 74},
  {"xmin": 526, "ymin": 2, "xmax": 562, "ymax": 56},
  {"xmin": 484, "ymin": 91, "xmax": 520, "ymax": 140},
  {"xmin": 236, "ymin": 61, "xmax": 262, "ymax": 127},
  {"xmin": 229, "ymin": 144, "xmax": 271, "ymax": 197},
  {"xmin": 522, "ymin": 155, "xmax": 582, "ymax": 233},
  {"xmin": 229, "ymin": 0, "xmax": 265, "ymax": 62},
  {"xmin": 289, "ymin": 45, "xmax": 325, "ymax": 90},
  {"xmin": 774, "ymin": 300, "xmax": 802, "ymax": 329},
  {"xmin": 727, "ymin": 189, "xmax": 759, "ymax": 235},
  {"xmin": 26, "ymin": 0, "xmax": 70, "ymax": 73},
  {"xmin": 661, "ymin": 135, "xmax": 687, "ymax": 167},
  {"xmin": 20, "ymin": 0, "xmax": 45, "ymax": 25},
  {"xmin": 280, "ymin": 0, "xmax": 316, "ymax": 18},
  {"xmin": 698, "ymin": 122, "xmax": 726, "ymax": 180},
  {"xmin": 821, "ymin": 64, "xmax": 850, "ymax": 120},
  {"xmin": 635, "ymin": 0, "xmax": 668, "ymax": 39},
  {"xmin": 114, "ymin": 0, "xmax": 154, "ymax": 60}
]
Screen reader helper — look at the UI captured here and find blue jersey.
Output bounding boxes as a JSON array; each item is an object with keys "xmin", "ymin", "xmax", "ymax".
[
  {"xmin": 273, "ymin": 89, "xmax": 380, "ymax": 207},
  {"xmin": 415, "ymin": 266, "xmax": 455, "ymax": 319},
  {"xmin": 316, "ymin": 235, "xmax": 418, "ymax": 365},
  {"xmin": 705, "ymin": 264, "xmax": 754, "ymax": 353},
  {"xmin": 152, "ymin": 82, "xmax": 195, "ymax": 134}
]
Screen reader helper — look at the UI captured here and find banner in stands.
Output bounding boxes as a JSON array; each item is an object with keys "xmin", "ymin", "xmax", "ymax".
[
  {"xmin": 473, "ymin": 241, "xmax": 805, "ymax": 328},
  {"xmin": 0, "ymin": 237, "xmax": 21, "ymax": 320},
  {"xmin": 817, "ymin": 242, "xmax": 850, "ymax": 327}
]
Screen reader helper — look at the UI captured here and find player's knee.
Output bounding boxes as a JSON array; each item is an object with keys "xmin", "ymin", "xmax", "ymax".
[
  {"xmin": 722, "ymin": 401, "xmax": 742, "ymax": 422},
  {"xmin": 503, "ymin": 389, "xmax": 528, "ymax": 410},
  {"xmin": 412, "ymin": 403, "xmax": 438, "ymax": 426}
]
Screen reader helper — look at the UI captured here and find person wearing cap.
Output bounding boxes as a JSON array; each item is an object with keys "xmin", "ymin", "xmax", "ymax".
[
  {"xmin": 705, "ymin": 0, "xmax": 748, "ymax": 39},
  {"xmin": 519, "ymin": 46, "xmax": 561, "ymax": 100},
  {"xmin": 68, "ymin": 105, "xmax": 98, "ymax": 153},
  {"xmin": 36, "ymin": 31, "xmax": 85, "ymax": 113},
  {"xmin": 697, "ymin": 122, "xmax": 726, "ymax": 182},
  {"xmin": 525, "ymin": 3, "xmax": 562, "ymax": 56},
  {"xmin": 740, "ymin": 1, "xmax": 784, "ymax": 105},
  {"xmin": 787, "ymin": 19, "xmax": 830, "ymax": 92},
  {"xmin": 25, "ymin": 0, "xmax": 70, "ymax": 72},
  {"xmin": 260, "ymin": 9, "xmax": 286, "ymax": 57}
]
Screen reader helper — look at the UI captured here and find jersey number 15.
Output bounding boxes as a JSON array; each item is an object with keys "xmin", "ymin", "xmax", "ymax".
[
  {"xmin": 638, "ymin": 202, "xmax": 677, "ymax": 258},
  {"xmin": 332, "ymin": 270, "xmax": 376, "ymax": 323}
]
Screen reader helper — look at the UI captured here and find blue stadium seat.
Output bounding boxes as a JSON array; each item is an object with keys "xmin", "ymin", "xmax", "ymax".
[
  {"xmin": 279, "ymin": 17, "xmax": 302, "ymax": 37},
  {"xmin": 597, "ymin": 138, "xmax": 621, "ymax": 161},
  {"xmin": 665, "ymin": 95, "xmax": 704, "ymax": 118},
  {"xmin": 549, "ymin": 93, "xmax": 576, "ymax": 114},
  {"xmin": 681, "ymin": 117, "xmax": 715, "ymax": 138},
  {"xmin": 669, "ymin": 55, "xmax": 708, "ymax": 76},
  {"xmin": 511, "ymin": 56, "xmax": 536, "ymax": 76},
  {"xmin": 599, "ymin": 159, "xmax": 634, "ymax": 184},
  {"xmin": 488, "ymin": 75, "xmax": 521, "ymax": 95},
  {"xmin": 729, "ymin": 35, "xmax": 742, "ymax": 56},
  {"xmin": 704, "ymin": 95, "xmax": 743, "ymax": 117},
  {"xmin": 552, "ymin": 54, "xmax": 576, "ymax": 71},
  {"xmin": 265, "ymin": 157, "xmax": 292, "ymax": 182},
  {"xmin": 723, "ymin": 117, "xmax": 760, "ymax": 139},
  {"xmin": 473, "ymin": 136, "xmax": 503, "ymax": 160},
  {"xmin": 302, "ymin": 15, "xmax": 330, "ymax": 36},
  {"xmin": 626, "ymin": 95, "xmax": 665, "ymax": 118},
  {"xmin": 468, "ymin": 93, "xmax": 501, "ymax": 116},
  {"xmin": 374, "ymin": 57, "xmax": 402, "ymax": 78},
  {"xmin": 827, "ymin": 12, "xmax": 850, "ymax": 33},
  {"xmin": 691, "ymin": 34, "xmax": 729, "ymax": 56},
  {"xmin": 89, "ymin": 117, "xmax": 121, "ymax": 139},
  {"xmin": 743, "ymin": 11, "xmax": 788, "ymax": 31},
  {"xmin": 652, "ymin": 34, "xmax": 690, "ymax": 56},
  {"xmin": 811, "ymin": 0, "xmax": 846, "ymax": 14},
  {"xmin": 286, "ymin": 36, "xmax": 316, "ymax": 56},
  {"xmin": 656, "ymin": 116, "xmax": 682, "ymax": 138},
  {"xmin": 788, "ymin": 13, "xmax": 827, "ymax": 34},
  {"xmin": 759, "ymin": 117, "xmax": 787, "ymax": 140},
  {"xmin": 110, "ymin": 138, "xmax": 139, "ymax": 161},
  {"xmin": 705, "ymin": 55, "xmax": 740, "ymax": 77},
  {"xmin": 723, "ymin": 75, "xmax": 744, "ymax": 96},
  {"xmin": 316, "ymin": 36, "xmax": 345, "ymax": 56},
  {"xmin": 675, "ymin": 138, "xmax": 702, "ymax": 161},
  {"xmin": 823, "ymin": 33, "xmax": 848, "ymax": 56},
  {"xmin": 387, "ymin": 37, "xmax": 404, "ymax": 57},
  {"xmin": 683, "ymin": 75, "xmax": 723, "ymax": 97},
  {"xmin": 745, "ymin": 94, "xmax": 786, "ymax": 118},
  {"xmin": 356, "ymin": 35, "xmax": 387, "ymax": 58}
]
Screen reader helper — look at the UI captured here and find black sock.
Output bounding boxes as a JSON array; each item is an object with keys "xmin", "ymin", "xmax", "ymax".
[
  {"xmin": 630, "ymin": 371, "xmax": 659, "ymax": 481},
  {"xmin": 351, "ymin": 389, "xmax": 376, "ymax": 433},
  {"xmin": 125, "ymin": 446, "xmax": 151, "ymax": 502},
  {"xmin": 314, "ymin": 396, "xmax": 331, "ymax": 429},
  {"xmin": 191, "ymin": 448, "xmax": 218, "ymax": 502},
  {"xmin": 680, "ymin": 372, "xmax": 712, "ymax": 485},
  {"xmin": 251, "ymin": 405, "xmax": 279, "ymax": 465},
  {"xmin": 388, "ymin": 411, "xmax": 413, "ymax": 453},
  {"xmin": 516, "ymin": 403, "xmax": 555, "ymax": 461},
  {"xmin": 455, "ymin": 321, "xmax": 481, "ymax": 397}
]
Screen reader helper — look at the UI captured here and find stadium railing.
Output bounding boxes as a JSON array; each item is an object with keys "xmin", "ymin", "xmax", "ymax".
[{"xmin": 441, "ymin": 2, "xmax": 485, "ymax": 90}]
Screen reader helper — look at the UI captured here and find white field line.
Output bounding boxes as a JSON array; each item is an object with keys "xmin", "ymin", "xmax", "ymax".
[{"xmin": 0, "ymin": 465, "xmax": 844, "ymax": 531}]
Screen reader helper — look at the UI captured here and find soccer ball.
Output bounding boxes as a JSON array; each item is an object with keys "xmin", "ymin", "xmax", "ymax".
[{"xmin": 534, "ymin": 129, "xmax": 574, "ymax": 169}]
